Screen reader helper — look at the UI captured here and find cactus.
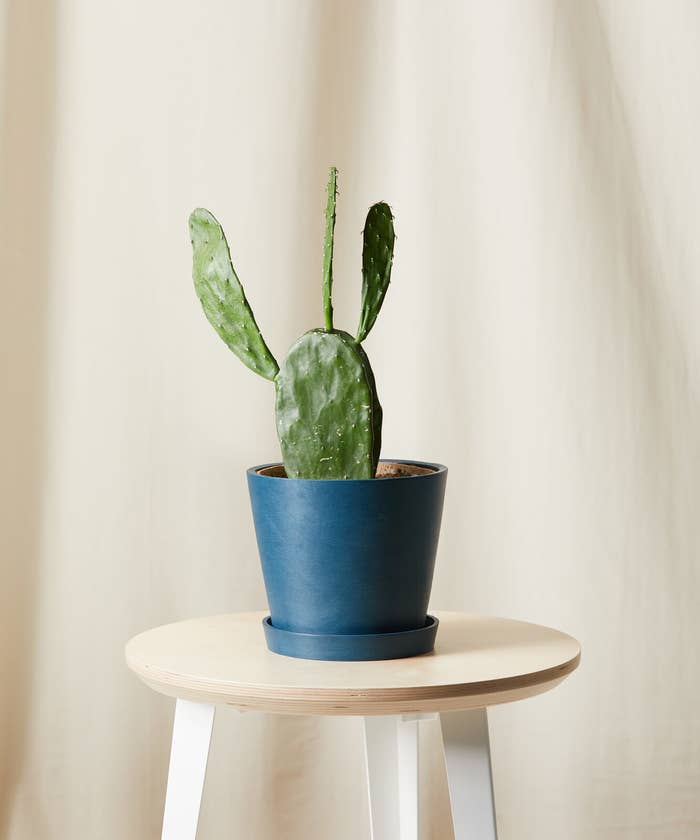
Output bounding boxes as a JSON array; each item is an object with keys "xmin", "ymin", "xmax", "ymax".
[{"xmin": 190, "ymin": 167, "xmax": 395, "ymax": 479}]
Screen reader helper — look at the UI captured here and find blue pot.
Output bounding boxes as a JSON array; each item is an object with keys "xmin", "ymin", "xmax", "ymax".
[{"xmin": 247, "ymin": 459, "xmax": 447, "ymax": 660}]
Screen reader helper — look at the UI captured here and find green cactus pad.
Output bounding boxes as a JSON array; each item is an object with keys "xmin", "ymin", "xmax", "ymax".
[
  {"xmin": 275, "ymin": 329, "xmax": 381, "ymax": 479},
  {"xmin": 356, "ymin": 202, "xmax": 395, "ymax": 343},
  {"xmin": 190, "ymin": 208, "xmax": 279, "ymax": 381}
]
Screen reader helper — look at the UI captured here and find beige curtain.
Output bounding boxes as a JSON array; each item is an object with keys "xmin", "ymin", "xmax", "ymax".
[{"xmin": 2, "ymin": 1, "xmax": 699, "ymax": 837}]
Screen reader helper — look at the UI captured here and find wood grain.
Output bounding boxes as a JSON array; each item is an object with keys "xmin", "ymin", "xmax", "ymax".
[{"xmin": 125, "ymin": 611, "xmax": 580, "ymax": 716}]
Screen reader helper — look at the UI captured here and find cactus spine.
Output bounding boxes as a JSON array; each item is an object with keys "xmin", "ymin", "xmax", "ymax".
[{"xmin": 190, "ymin": 168, "xmax": 395, "ymax": 479}]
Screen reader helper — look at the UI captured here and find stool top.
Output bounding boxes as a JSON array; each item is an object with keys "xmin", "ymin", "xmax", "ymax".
[{"xmin": 125, "ymin": 612, "xmax": 580, "ymax": 715}]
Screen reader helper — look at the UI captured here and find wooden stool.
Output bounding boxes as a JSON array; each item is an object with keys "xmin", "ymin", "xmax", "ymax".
[{"xmin": 125, "ymin": 611, "xmax": 580, "ymax": 839}]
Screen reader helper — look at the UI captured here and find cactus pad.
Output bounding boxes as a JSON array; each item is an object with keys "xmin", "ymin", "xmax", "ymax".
[
  {"xmin": 190, "ymin": 208, "xmax": 279, "ymax": 381},
  {"xmin": 356, "ymin": 202, "xmax": 395, "ymax": 343},
  {"xmin": 275, "ymin": 330, "xmax": 382, "ymax": 479}
]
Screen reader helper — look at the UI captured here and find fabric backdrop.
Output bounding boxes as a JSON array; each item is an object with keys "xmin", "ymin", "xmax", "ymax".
[{"xmin": 2, "ymin": 1, "xmax": 698, "ymax": 837}]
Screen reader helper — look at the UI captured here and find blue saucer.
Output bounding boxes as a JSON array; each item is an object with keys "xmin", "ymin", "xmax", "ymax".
[{"xmin": 262, "ymin": 615, "xmax": 439, "ymax": 661}]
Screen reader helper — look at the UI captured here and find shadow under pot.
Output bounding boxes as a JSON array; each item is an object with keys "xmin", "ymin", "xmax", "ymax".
[{"xmin": 247, "ymin": 459, "xmax": 447, "ymax": 661}]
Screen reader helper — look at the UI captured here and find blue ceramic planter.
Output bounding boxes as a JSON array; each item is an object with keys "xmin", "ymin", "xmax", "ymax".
[{"xmin": 247, "ymin": 459, "xmax": 447, "ymax": 661}]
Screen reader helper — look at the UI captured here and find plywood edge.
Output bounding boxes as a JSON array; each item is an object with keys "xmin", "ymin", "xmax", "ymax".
[{"xmin": 125, "ymin": 646, "xmax": 580, "ymax": 716}]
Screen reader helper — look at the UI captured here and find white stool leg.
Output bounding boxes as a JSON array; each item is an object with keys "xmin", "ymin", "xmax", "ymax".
[
  {"xmin": 161, "ymin": 699, "xmax": 216, "ymax": 840},
  {"xmin": 440, "ymin": 708, "xmax": 498, "ymax": 839},
  {"xmin": 363, "ymin": 716, "xmax": 400, "ymax": 840},
  {"xmin": 397, "ymin": 716, "xmax": 420, "ymax": 840}
]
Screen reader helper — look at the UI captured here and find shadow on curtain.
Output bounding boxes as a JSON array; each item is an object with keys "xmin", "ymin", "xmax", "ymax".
[{"xmin": 0, "ymin": 0, "xmax": 54, "ymax": 834}]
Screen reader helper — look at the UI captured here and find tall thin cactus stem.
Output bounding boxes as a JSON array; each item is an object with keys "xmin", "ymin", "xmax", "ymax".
[{"xmin": 322, "ymin": 166, "xmax": 337, "ymax": 331}]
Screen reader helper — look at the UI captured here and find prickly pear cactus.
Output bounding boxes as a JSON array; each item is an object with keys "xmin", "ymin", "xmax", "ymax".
[{"xmin": 189, "ymin": 167, "xmax": 395, "ymax": 479}]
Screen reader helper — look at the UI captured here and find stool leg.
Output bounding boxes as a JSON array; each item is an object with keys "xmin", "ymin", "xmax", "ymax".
[
  {"xmin": 363, "ymin": 716, "xmax": 400, "ymax": 840},
  {"xmin": 397, "ymin": 716, "xmax": 420, "ymax": 840},
  {"xmin": 439, "ymin": 708, "xmax": 498, "ymax": 839},
  {"xmin": 161, "ymin": 699, "xmax": 216, "ymax": 840}
]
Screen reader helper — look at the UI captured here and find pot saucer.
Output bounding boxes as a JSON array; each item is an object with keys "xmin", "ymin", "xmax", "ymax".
[{"xmin": 262, "ymin": 615, "xmax": 439, "ymax": 661}]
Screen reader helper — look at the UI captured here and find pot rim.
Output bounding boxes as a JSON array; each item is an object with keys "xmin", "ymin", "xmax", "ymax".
[{"xmin": 247, "ymin": 458, "xmax": 447, "ymax": 483}]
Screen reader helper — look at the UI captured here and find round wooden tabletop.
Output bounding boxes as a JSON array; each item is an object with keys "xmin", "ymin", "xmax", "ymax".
[{"xmin": 125, "ymin": 611, "xmax": 580, "ymax": 716}]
